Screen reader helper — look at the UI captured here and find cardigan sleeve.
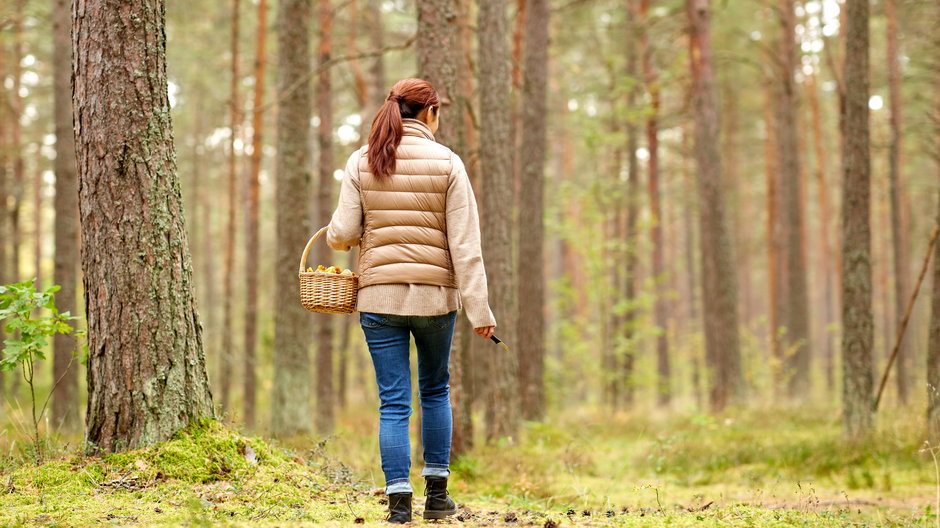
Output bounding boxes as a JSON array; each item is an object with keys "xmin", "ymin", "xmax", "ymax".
[
  {"xmin": 445, "ymin": 152, "xmax": 497, "ymax": 328},
  {"xmin": 327, "ymin": 148, "xmax": 364, "ymax": 251}
]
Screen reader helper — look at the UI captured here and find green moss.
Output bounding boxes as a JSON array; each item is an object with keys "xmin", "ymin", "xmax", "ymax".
[{"xmin": 0, "ymin": 419, "xmax": 384, "ymax": 527}]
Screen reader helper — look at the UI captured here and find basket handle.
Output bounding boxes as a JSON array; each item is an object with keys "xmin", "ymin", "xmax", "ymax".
[{"xmin": 298, "ymin": 226, "xmax": 329, "ymax": 274}]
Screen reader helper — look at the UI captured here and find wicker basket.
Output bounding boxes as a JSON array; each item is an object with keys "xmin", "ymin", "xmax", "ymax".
[{"xmin": 298, "ymin": 226, "xmax": 358, "ymax": 314}]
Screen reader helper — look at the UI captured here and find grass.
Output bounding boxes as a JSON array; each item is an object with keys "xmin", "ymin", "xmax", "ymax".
[{"xmin": 0, "ymin": 404, "xmax": 937, "ymax": 526}]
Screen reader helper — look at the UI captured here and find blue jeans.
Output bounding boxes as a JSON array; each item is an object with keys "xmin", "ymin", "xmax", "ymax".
[{"xmin": 360, "ymin": 310, "xmax": 457, "ymax": 494}]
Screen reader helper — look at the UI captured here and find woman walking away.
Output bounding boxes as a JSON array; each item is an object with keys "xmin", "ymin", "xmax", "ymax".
[{"xmin": 326, "ymin": 78, "xmax": 497, "ymax": 523}]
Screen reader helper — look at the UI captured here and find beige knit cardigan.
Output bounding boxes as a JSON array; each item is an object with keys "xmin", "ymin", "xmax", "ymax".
[{"xmin": 326, "ymin": 119, "xmax": 497, "ymax": 329}]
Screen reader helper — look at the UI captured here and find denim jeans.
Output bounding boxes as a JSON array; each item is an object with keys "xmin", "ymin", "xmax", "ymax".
[{"xmin": 360, "ymin": 310, "xmax": 457, "ymax": 494}]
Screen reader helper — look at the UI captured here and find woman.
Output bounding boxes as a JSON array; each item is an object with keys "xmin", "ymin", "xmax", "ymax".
[{"xmin": 326, "ymin": 78, "xmax": 497, "ymax": 523}]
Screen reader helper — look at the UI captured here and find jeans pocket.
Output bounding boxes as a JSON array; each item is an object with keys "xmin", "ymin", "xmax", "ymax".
[
  {"xmin": 428, "ymin": 311, "xmax": 456, "ymax": 330},
  {"xmin": 360, "ymin": 312, "xmax": 388, "ymax": 328}
]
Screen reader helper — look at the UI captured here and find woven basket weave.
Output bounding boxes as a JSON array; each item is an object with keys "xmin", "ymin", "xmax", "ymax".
[{"xmin": 298, "ymin": 226, "xmax": 358, "ymax": 314}]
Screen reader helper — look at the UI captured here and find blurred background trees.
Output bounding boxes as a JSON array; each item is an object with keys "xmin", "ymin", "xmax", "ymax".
[{"xmin": 0, "ymin": 0, "xmax": 938, "ymax": 447}]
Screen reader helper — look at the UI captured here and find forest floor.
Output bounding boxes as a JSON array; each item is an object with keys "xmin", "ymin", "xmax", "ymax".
[{"xmin": 0, "ymin": 405, "xmax": 937, "ymax": 527}]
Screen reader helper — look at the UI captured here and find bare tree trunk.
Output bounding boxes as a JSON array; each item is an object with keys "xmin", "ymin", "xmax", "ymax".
[
  {"xmin": 622, "ymin": 0, "xmax": 641, "ymax": 405},
  {"xmin": 926, "ymin": 63, "xmax": 940, "ymax": 441},
  {"xmin": 841, "ymin": 0, "xmax": 874, "ymax": 440},
  {"xmin": 686, "ymin": 0, "xmax": 743, "ymax": 412},
  {"xmin": 450, "ymin": 0, "xmax": 475, "ymax": 455},
  {"xmin": 927, "ymin": 184, "xmax": 940, "ymax": 442},
  {"xmin": 33, "ymin": 171, "xmax": 42, "ymax": 286},
  {"xmin": 52, "ymin": 0, "xmax": 81, "ymax": 432},
  {"xmin": 272, "ymin": 0, "xmax": 313, "ymax": 437},
  {"xmin": 517, "ymin": 0, "xmax": 548, "ymax": 421},
  {"xmin": 775, "ymin": 0, "xmax": 811, "ymax": 399},
  {"xmin": 366, "ymin": 0, "xmax": 385, "ymax": 113},
  {"xmin": 242, "ymin": 0, "xmax": 267, "ymax": 430},
  {"xmin": 0, "ymin": 41, "xmax": 8, "ymax": 401},
  {"xmin": 479, "ymin": 0, "xmax": 519, "ymax": 440},
  {"xmin": 416, "ymin": 0, "xmax": 457, "ymax": 145},
  {"xmin": 807, "ymin": 71, "xmax": 836, "ymax": 391},
  {"xmin": 220, "ymin": 0, "xmax": 241, "ymax": 415},
  {"xmin": 73, "ymin": 0, "xmax": 215, "ymax": 453},
  {"xmin": 885, "ymin": 0, "xmax": 911, "ymax": 405},
  {"xmin": 762, "ymin": 76, "xmax": 782, "ymax": 389},
  {"xmin": 315, "ymin": 0, "xmax": 336, "ymax": 434},
  {"xmin": 641, "ymin": 0, "xmax": 669, "ymax": 406},
  {"xmin": 10, "ymin": 0, "xmax": 25, "ymax": 398},
  {"xmin": 681, "ymin": 128, "xmax": 701, "ymax": 407}
]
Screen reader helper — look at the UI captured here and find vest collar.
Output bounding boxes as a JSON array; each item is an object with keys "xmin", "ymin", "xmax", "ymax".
[{"xmin": 402, "ymin": 118, "xmax": 436, "ymax": 142}]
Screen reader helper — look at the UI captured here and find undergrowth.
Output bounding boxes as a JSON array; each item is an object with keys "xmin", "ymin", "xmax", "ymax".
[{"xmin": 0, "ymin": 406, "xmax": 936, "ymax": 526}]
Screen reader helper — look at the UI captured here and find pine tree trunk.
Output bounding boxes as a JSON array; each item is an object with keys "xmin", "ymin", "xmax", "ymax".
[
  {"xmin": 366, "ymin": 0, "xmax": 385, "ymax": 111},
  {"xmin": 243, "ymin": 0, "xmax": 267, "ymax": 430},
  {"xmin": 52, "ymin": 0, "xmax": 81, "ymax": 432},
  {"xmin": 686, "ymin": 0, "xmax": 743, "ymax": 412},
  {"xmin": 416, "ymin": 0, "xmax": 456, "ymax": 145},
  {"xmin": 641, "ymin": 0, "xmax": 670, "ymax": 406},
  {"xmin": 73, "ymin": 0, "xmax": 215, "ymax": 453},
  {"xmin": 516, "ymin": 0, "xmax": 548, "ymax": 421},
  {"xmin": 762, "ymin": 77, "xmax": 782, "ymax": 387},
  {"xmin": 885, "ymin": 0, "xmax": 911, "ymax": 404},
  {"xmin": 450, "ymin": 0, "xmax": 475, "ymax": 455},
  {"xmin": 775, "ymin": 0, "xmax": 811, "ymax": 399},
  {"xmin": 926, "ymin": 78, "xmax": 940, "ymax": 442},
  {"xmin": 622, "ymin": 0, "xmax": 641, "ymax": 405},
  {"xmin": 220, "ymin": 0, "xmax": 241, "ymax": 414},
  {"xmin": 315, "ymin": 0, "xmax": 336, "ymax": 434},
  {"xmin": 33, "ymin": 171, "xmax": 42, "ymax": 286},
  {"xmin": 928, "ymin": 186, "xmax": 940, "ymax": 442},
  {"xmin": 479, "ymin": 0, "xmax": 519, "ymax": 440},
  {"xmin": 0, "ymin": 43, "xmax": 8, "ymax": 401},
  {"xmin": 272, "ymin": 0, "xmax": 313, "ymax": 437},
  {"xmin": 841, "ymin": 0, "xmax": 874, "ymax": 440},
  {"xmin": 681, "ymin": 129, "xmax": 701, "ymax": 407},
  {"xmin": 806, "ymin": 71, "xmax": 836, "ymax": 391},
  {"xmin": 11, "ymin": 0, "xmax": 25, "ymax": 396}
]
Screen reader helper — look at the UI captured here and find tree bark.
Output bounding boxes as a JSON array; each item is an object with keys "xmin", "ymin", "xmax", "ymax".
[
  {"xmin": 686, "ymin": 0, "xmax": 743, "ymax": 412},
  {"xmin": 841, "ymin": 0, "xmax": 874, "ymax": 440},
  {"xmin": 0, "ymin": 41, "xmax": 8, "ymax": 400},
  {"xmin": 272, "ymin": 0, "xmax": 313, "ymax": 437},
  {"xmin": 516, "ymin": 0, "xmax": 548, "ymax": 421},
  {"xmin": 479, "ymin": 0, "xmax": 519, "ymax": 440},
  {"xmin": 220, "ymin": 0, "xmax": 241, "ymax": 414},
  {"xmin": 416, "ymin": 0, "xmax": 457, "ymax": 145},
  {"xmin": 242, "ymin": 0, "xmax": 268, "ymax": 430},
  {"xmin": 10, "ymin": 0, "xmax": 25, "ymax": 398},
  {"xmin": 641, "ymin": 0, "xmax": 669, "ymax": 407},
  {"xmin": 315, "ymin": 0, "xmax": 336, "ymax": 434},
  {"xmin": 775, "ymin": 0, "xmax": 811, "ymax": 399},
  {"xmin": 622, "ymin": 0, "xmax": 641, "ymax": 406},
  {"xmin": 73, "ymin": 0, "xmax": 215, "ymax": 453},
  {"xmin": 806, "ymin": 71, "xmax": 836, "ymax": 391},
  {"xmin": 885, "ymin": 0, "xmax": 911, "ymax": 404},
  {"xmin": 762, "ymin": 72, "xmax": 783, "ymax": 389},
  {"xmin": 52, "ymin": 0, "xmax": 81, "ymax": 432},
  {"xmin": 450, "ymin": 0, "xmax": 475, "ymax": 456},
  {"xmin": 927, "ymin": 81, "xmax": 940, "ymax": 443}
]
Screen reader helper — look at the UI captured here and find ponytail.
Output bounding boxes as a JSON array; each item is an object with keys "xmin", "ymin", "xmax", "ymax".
[
  {"xmin": 367, "ymin": 97, "xmax": 404, "ymax": 179},
  {"xmin": 367, "ymin": 78, "xmax": 441, "ymax": 179}
]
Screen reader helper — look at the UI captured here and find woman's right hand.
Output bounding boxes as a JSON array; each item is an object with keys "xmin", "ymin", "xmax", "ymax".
[{"xmin": 474, "ymin": 326, "xmax": 495, "ymax": 339}]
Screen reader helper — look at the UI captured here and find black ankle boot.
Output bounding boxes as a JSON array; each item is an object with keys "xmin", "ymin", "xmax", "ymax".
[
  {"xmin": 386, "ymin": 492, "xmax": 412, "ymax": 524},
  {"xmin": 423, "ymin": 476, "xmax": 457, "ymax": 520}
]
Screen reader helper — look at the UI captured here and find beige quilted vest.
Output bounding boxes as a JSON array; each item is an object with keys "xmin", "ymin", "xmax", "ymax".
[{"xmin": 356, "ymin": 119, "xmax": 457, "ymax": 289}]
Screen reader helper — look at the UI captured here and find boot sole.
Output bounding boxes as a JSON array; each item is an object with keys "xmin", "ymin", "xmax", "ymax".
[{"xmin": 423, "ymin": 508, "xmax": 458, "ymax": 520}]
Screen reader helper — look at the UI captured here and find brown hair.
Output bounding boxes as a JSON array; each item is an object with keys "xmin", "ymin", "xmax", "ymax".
[{"xmin": 367, "ymin": 78, "xmax": 440, "ymax": 179}]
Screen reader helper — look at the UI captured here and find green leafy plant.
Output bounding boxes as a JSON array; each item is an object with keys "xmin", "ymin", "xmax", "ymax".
[{"xmin": 0, "ymin": 279, "xmax": 85, "ymax": 463}]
